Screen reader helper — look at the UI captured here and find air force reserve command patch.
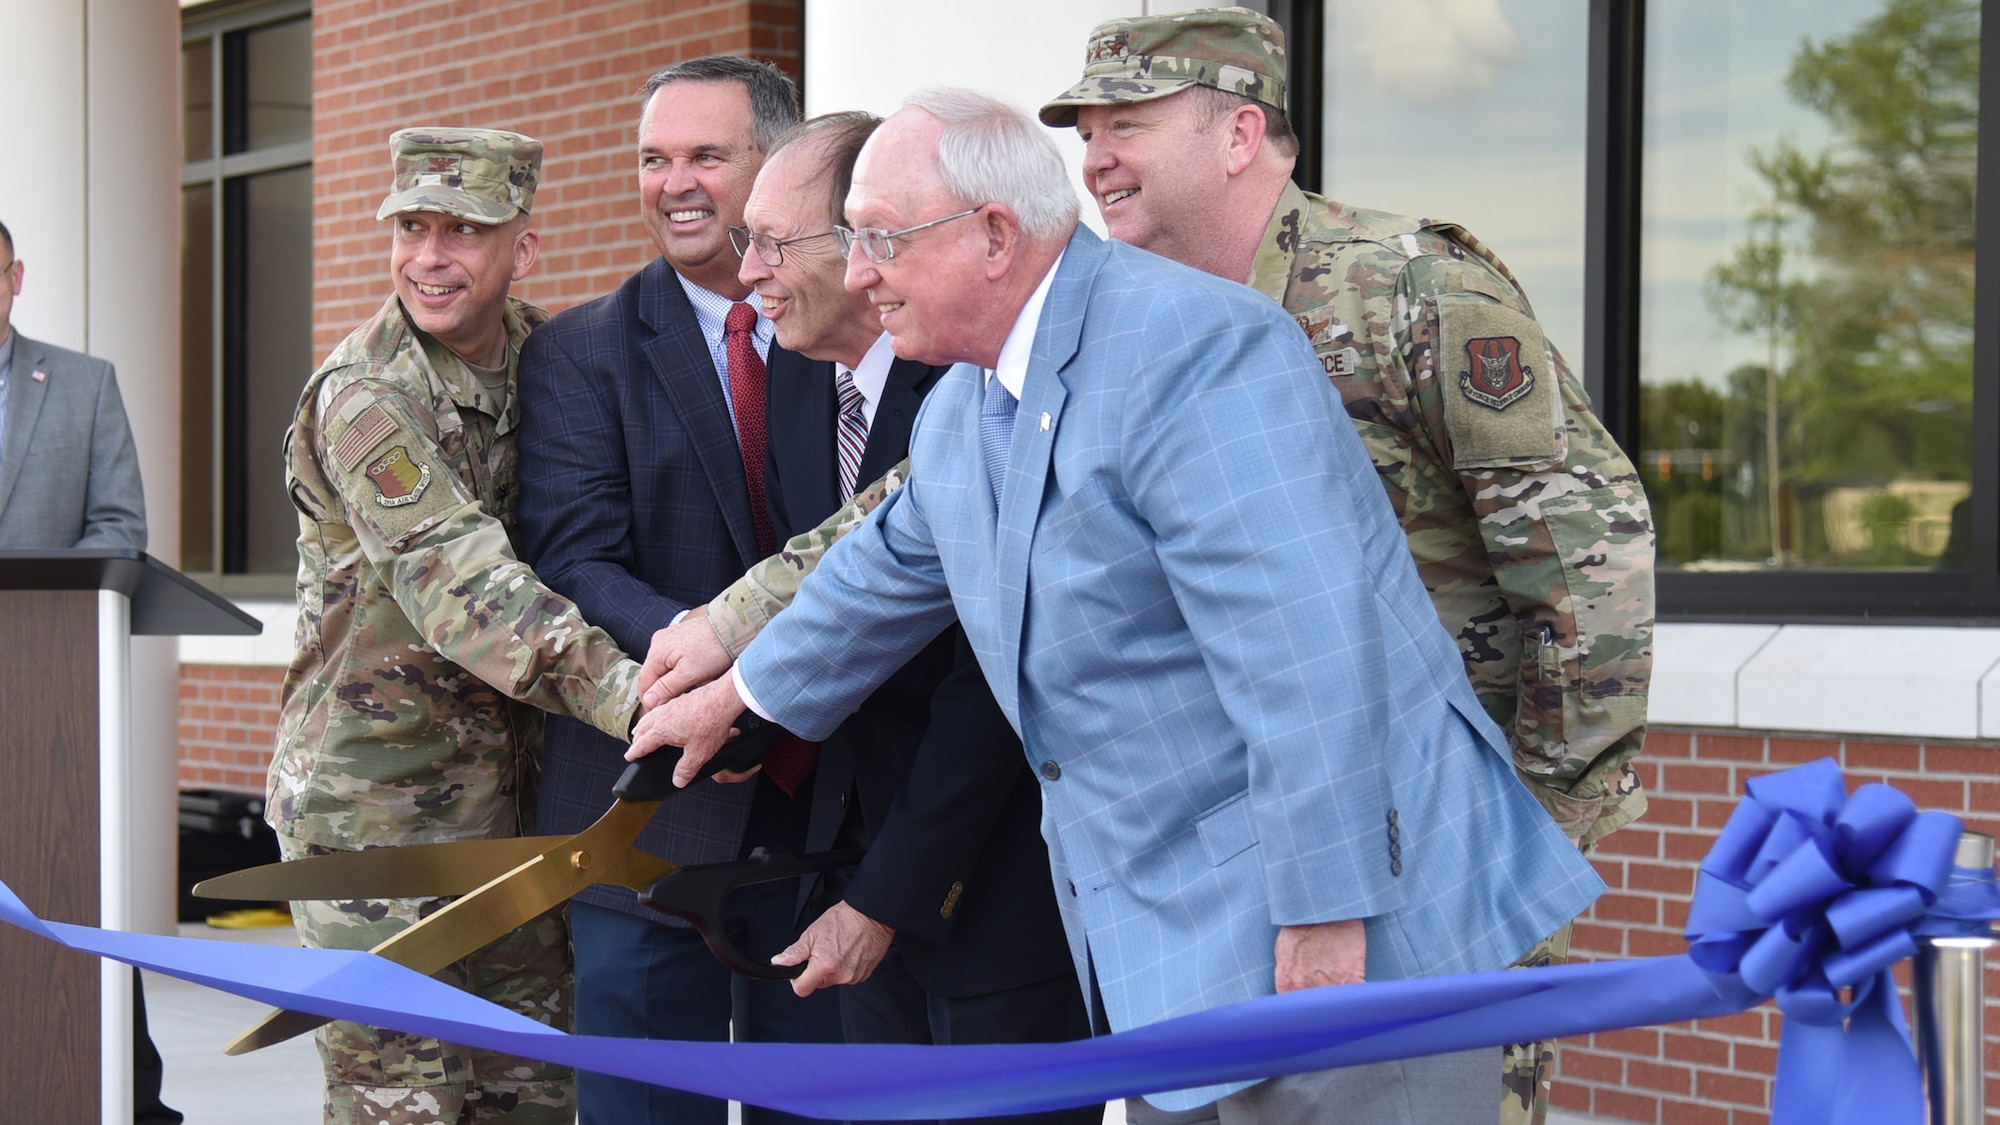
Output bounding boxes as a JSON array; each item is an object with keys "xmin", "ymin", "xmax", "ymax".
[
  {"xmin": 366, "ymin": 446, "xmax": 432, "ymax": 507},
  {"xmin": 1461, "ymin": 335, "xmax": 1534, "ymax": 411},
  {"xmin": 1437, "ymin": 292, "xmax": 1562, "ymax": 469}
]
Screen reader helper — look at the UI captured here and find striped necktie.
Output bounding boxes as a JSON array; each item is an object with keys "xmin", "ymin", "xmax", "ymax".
[
  {"xmin": 981, "ymin": 371, "xmax": 1017, "ymax": 507},
  {"xmin": 835, "ymin": 368, "xmax": 868, "ymax": 502}
]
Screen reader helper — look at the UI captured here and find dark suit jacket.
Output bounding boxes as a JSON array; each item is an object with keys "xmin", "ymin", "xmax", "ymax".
[
  {"xmin": 766, "ymin": 351, "xmax": 1074, "ymax": 998},
  {"xmin": 513, "ymin": 257, "xmax": 817, "ymax": 919},
  {"xmin": 0, "ymin": 332, "xmax": 146, "ymax": 549}
]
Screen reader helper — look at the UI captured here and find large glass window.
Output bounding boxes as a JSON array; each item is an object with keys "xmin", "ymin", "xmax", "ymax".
[
  {"xmin": 1639, "ymin": 0, "xmax": 1978, "ymax": 576},
  {"xmin": 1320, "ymin": 0, "xmax": 1590, "ymax": 378},
  {"xmin": 1299, "ymin": 0, "xmax": 1996, "ymax": 616},
  {"xmin": 181, "ymin": 3, "xmax": 312, "ymax": 588}
]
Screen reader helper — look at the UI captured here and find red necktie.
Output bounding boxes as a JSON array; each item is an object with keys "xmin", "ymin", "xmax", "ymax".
[
  {"xmin": 724, "ymin": 302, "xmax": 777, "ymax": 558},
  {"xmin": 724, "ymin": 302, "xmax": 816, "ymax": 795}
]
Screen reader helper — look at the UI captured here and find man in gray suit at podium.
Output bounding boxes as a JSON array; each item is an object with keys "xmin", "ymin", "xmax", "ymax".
[
  {"xmin": 0, "ymin": 218, "xmax": 147, "ymax": 551},
  {"xmin": 0, "ymin": 218, "xmax": 171, "ymax": 1124}
]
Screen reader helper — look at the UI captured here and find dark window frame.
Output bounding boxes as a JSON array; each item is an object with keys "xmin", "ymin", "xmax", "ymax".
[
  {"xmin": 181, "ymin": 0, "xmax": 311, "ymax": 595},
  {"xmin": 1291, "ymin": 0, "xmax": 2000, "ymax": 622}
]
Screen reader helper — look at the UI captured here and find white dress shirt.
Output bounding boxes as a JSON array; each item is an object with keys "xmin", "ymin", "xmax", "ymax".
[{"xmin": 843, "ymin": 330, "xmax": 898, "ymax": 429}]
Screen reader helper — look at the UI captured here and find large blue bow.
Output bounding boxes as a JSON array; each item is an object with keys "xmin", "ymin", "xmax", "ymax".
[
  {"xmin": 1, "ymin": 757, "xmax": 1995, "ymax": 1119},
  {"xmin": 1685, "ymin": 758, "xmax": 1994, "ymax": 1124}
]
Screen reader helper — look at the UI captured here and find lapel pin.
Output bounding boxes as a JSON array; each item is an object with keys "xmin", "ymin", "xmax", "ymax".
[
  {"xmin": 1040, "ymin": 412, "xmax": 1051, "ymax": 431},
  {"xmin": 31, "ymin": 371, "xmax": 46, "ymax": 382}
]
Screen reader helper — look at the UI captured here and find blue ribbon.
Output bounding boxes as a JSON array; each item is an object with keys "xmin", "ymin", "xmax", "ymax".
[
  {"xmin": 1, "ymin": 758, "xmax": 1992, "ymax": 1120},
  {"xmin": 1684, "ymin": 758, "xmax": 1992, "ymax": 1125}
]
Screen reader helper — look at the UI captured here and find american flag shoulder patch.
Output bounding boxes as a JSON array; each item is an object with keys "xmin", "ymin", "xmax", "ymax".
[{"xmin": 334, "ymin": 405, "xmax": 399, "ymax": 471}]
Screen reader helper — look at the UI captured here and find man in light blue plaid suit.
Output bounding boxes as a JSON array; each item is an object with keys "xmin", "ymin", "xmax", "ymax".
[{"xmin": 632, "ymin": 88, "xmax": 1605, "ymax": 1125}]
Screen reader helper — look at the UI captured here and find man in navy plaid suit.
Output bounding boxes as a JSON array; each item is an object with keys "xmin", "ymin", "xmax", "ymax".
[
  {"xmin": 512, "ymin": 56, "xmax": 840, "ymax": 1125},
  {"xmin": 634, "ymin": 89, "xmax": 1605, "ymax": 1125}
]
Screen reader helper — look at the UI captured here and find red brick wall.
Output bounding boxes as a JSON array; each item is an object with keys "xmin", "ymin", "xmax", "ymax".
[
  {"xmin": 1553, "ymin": 730, "xmax": 2000, "ymax": 1124},
  {"xmin": 312, "ymin": 0, "xmax": 803, "ymax": 353},
  {"xmin": 178, "ymin": 664, "xmax": 288, "ymax": 795}
]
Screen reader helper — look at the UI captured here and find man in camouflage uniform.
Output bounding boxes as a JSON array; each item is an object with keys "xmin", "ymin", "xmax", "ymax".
[
  {"xmin": 1037, "ymin": 14, "xmax": 1651, "ymax": 1122},
  {"xmin": 274, "ymin": 127, "xmax": 645, "ymax": 1125},
  {"xmin": 635, "ymin": 11, "xmax": 1652, "ymax": 1125}
]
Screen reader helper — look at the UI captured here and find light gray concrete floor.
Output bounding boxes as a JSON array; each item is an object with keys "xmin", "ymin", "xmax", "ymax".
[{"xmin": 148, "ymin": 920, "xmax": 323, "ymax": 1123}]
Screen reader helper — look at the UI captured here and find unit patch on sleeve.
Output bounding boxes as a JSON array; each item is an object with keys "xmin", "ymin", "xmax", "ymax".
[
  {"xmin": 1437, "ymin": 290, "xmax": 1561, "ymax": 469},
  {"xmin": 1460, "ymin": 336, "xmax": 1534, "ymax": 410},
  {"xmin": 367, "ymin": 446, "xmax": 433, "ymax": 507}
]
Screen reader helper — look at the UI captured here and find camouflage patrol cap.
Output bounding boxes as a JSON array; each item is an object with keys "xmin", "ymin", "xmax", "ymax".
[
  {"xmin": 375, "ymin": 127, "xmax": 542, "ymax": 225},
  {"xmin": 1039, "ymin": 6, "xmax": 1286, "ymax": 128}
]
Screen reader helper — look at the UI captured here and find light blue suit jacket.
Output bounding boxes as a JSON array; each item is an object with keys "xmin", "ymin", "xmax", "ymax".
[{"xmin": 738, "ymin": 228, "xmax": 1603, "ymax": 1106}]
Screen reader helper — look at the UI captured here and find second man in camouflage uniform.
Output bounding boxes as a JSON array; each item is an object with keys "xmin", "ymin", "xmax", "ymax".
[
  {"xmin": 273, "ymin": 127, "xmax": 645, "ymax": 1125},
  {"xmin": 1037, "ymin": 13, "xmax": 1652, "ymax": 1122}
]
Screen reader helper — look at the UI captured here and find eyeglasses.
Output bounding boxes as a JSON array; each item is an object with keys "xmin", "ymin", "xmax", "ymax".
[
  {"xmin": 835, "ymin": 205, "xmax": 988, "ymax": 264},
  {"xmin": 728, "ymin": 226, "xmax": 839, "ymax": 267}
]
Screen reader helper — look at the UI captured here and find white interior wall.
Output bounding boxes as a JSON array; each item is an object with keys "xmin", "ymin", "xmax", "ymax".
[
  {"xmin": 803, "ymin": 0, "xmax": 1145, "ymax": 234},
  {"xmin": 0, "ymin": 0, "xmax": 89, "ymax": 349},
  {"xmin": 0, "ymin": 0, "xmax": 186, "ymax": 936}
]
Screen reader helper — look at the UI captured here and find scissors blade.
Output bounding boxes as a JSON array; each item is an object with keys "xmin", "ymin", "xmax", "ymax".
[
  {"xmin": 222, "ymin": 722, "xmax": 781, "ymax": 1054},
  {"xmin": 193, "ymin": 836, "xmax": 559, "ymax": 902},
  {"xmin": 223, "ymin": 798, "xmax": 677, "ymax": 1055}
]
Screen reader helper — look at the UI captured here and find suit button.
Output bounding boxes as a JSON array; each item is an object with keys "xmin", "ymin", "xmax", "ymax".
[
  {"xmin": 1041, "ymin": 760, "xmax": 1061, "ymax": 781},
  {"xmin": 940, "ymin": 880, "xmax": 964, "ymax": 919},
  {"xmin": 838, "ymin": 791, "xmax": 848, "ymax": 808},
  {"xmin": 1386, "ymin": 808, "xmax": 1398, "ymax": 826},
  {"xmin": 1391, "ymin": 859, "xmax": 1403, "ymax": 877}
]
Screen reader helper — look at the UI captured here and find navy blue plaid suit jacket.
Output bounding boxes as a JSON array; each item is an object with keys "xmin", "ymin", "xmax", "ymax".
[{"xmin": 514, "ymin": 256, "xmax": 814, "ymax": 919}]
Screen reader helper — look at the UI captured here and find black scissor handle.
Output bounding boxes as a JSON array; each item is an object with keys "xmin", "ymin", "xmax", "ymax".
[
  {"xmin": 637, "ymin": 847, "xmax": 867, "ymax": 979},
  {"xmin": 613, "ymin": 711, "xmax": 782, "ymax": 801}
]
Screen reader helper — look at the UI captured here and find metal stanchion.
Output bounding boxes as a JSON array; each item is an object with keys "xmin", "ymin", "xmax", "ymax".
[{"xmin": 1916, "ymin": 831, "xmax": 1996, "ymax": 1125}]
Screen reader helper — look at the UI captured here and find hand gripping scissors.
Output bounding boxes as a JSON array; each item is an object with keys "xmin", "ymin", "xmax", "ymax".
[{"xmin": 194, "ymin": 714, "xmax": 859, "ymax": 1054}]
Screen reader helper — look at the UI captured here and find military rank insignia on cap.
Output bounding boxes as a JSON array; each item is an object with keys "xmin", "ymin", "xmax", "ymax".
[
  {"xmin": 367, "ymin": 446, "xmax": 433, "ymax": 507},
  {"xmin": 375, "ymin": 127, "xmax": 543, "ymax": 226},
  {"xmin": 1039, "ymin": 6, "xmax": 1288, "ymax": 127}
]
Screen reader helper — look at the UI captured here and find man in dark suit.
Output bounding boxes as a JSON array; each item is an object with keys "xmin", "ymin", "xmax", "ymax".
[
  {"xmin": 511, "ymin": 57, "xmax": 838, "ymax": 1125},
  {"xmin": 0, "ymin": 219, "xmax": 146, "ymax": 551},
  {"xmin": 733, "ymin": 111, "xmax": 1096, "ymax": 1125}
]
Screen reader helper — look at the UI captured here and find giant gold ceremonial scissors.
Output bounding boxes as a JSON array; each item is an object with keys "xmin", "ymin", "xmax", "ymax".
[{"xmin": 195, "ymin": 714, "xmax": 859, "ymax": 1054}]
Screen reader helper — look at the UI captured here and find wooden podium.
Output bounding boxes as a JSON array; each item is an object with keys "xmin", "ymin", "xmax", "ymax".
[{"xmin": 0, "ymin": 550, "xmax": 258, "ymax": 1124}]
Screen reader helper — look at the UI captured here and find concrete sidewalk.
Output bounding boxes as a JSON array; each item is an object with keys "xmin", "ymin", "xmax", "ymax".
[{"xmin": 147, "ymin": 921, "xmax": 320, "ymax": 1123}]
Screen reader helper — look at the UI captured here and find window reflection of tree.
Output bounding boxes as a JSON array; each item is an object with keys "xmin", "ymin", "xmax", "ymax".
[{"xmin": 1646, "ymin": 0, "xmax": 1977, "ymax": 570}]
